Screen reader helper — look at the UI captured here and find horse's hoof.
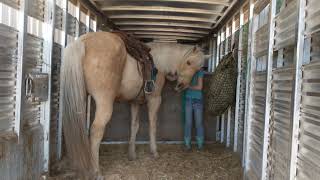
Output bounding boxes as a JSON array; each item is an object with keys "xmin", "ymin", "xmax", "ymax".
[
  {"xmin": 95, "ymin": 175, "xmax": 105, "ymax": 180},
  {"xmin": 128, "ymin": 153, "xmax": 137, "ymax": 161},
  {"xmin": 152, "ymin": 152, "xmax": 159, "ymax": 159}
]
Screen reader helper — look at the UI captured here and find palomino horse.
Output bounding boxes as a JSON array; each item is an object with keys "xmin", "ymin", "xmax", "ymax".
[{"xmin": 61, "ymin": 32, "xmax": 206, "ymax": 177}]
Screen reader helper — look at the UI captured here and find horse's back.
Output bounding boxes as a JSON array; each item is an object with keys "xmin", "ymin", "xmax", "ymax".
[{"xmin": 81, "ymin": 32, "xmax": 128, "ymax": 100}]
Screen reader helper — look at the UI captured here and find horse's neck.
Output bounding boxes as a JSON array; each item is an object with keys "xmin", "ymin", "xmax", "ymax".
[{"xmin": 149, "ymin": 43, "xmax": 193, "ymax": 74}]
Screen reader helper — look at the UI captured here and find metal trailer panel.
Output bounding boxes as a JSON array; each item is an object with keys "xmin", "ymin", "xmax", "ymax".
[
  {"xmin": 0, "ymin": 24, "xmax": 18, "ymax": 137},
  {"xmin": 66, "ymin": 13, "xmax": 77, "ymax": 38},
  {"xmin": 296, "ymin": 23, "xmax": 320, "ymax": 179},
  {"xmin": 261, "ymin": 0, "xmax": 276, "ymax": 178},
  {"xmin": 89, "ymin": 17, "xmax": 95, "ymax": 32},
  {"xmin": 288, "ymin": 0, "xmax": 306, "ymax": 179},
  {"xmin": 50, "ymin": 0, "xmax": 65, "ymax": 162},
  {"xmin": 57, "ymin": 0, "xmax": 69, "ymax": 160},
  {"xmin": 243, "ymin": 0, "xmax": 255, "ymax": 169},
  {"xmin": 0, "ymin": 0, "xmax": 55, "ymax": 177},
  {"xmin": 234, "ymin": 10, "xmax": 242, "ymax": 152},
  {"xmin": 305, "ymin": 0, "xmax": 320, "ymax": 35},
  {"xmin": 269, "ymin": 66, "xmax": 294, "ymax": 180},
  {"xmin": 229, "ymin": 106, "xmax": 235, "ymax": 149},
  {"xmin": 237, "ymin": 22, "xmax": 249, "ymax": 160},
  {"xmin": 79, "ymin": 7, "xmax": 87, "ymax": 36},
  {"xmin": 27, "ymin": 0, "xmax": 45, "ymax": 22},
  {"xmin": 253, "ymin": 23, "xmax": 269, "ymax": 58},
  {"xmin": 49, "ymin": 0, "xmax": 65, "ymax": 166},
  {"xmin": 50, "ymin": 43, "xmax": 62, "ymax": 166},
  {"xmin": 54, "ymin": 4, "xmax": 64, "ymax": 31},
  {"xmin": 22, "ymin": 34, "xmax": 44, "ymax": 128},
  {"xmin": 247, "ymin": 71, "xmax": 267, "ymax": 180},
  {"xmin": 224, "ymin": 110, "xmax": 228, "ymax": 145},
  {"xmin": 1, "ymin": 0, "xmax": 19, "ymax": 9},
  {"xmin": 245, "ymin": 2, "xmax": 273, "ymax": 179},
  {"xmin": 223, "ymin": 32, "xmax": 230, "ymax": 146},
  {"xmin": 0, "ymin": 125, "xmax": 44, "ymax": 180},
  {"xmin": 266, "ymin": 1, "xmax": 302, "ymax": 179},
  {"xmin": 0, "ymin": 12, "xmax": 46, "ymax": 180},
  {"xmin": 297, "ymin": 61, "xmax": 320, "ymax": 179},
  {"xmin": 246, "ymin": 4, "xmax": 271, "ymax": 179},
  {"xmin": 228, "ymin": 29, "xmax": 240, "ymax": 150},
  {"xmin": 274, "ymin": 0, "xmax": 297, "ymax": 50}
]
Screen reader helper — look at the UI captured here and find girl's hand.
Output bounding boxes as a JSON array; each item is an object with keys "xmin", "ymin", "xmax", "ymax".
[{"xmin": 189, "ymin": 77, "xmax": 203, "ymax": 90}]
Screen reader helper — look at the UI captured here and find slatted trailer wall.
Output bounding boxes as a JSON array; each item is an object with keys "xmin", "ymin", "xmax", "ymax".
[
  {"xmin": 52, "ymin": 0, "xmax": 98, "ymax": 163},
  {"xmin": 294, "ymin": 0, "xmax": 320, "ymax": 179},
  {"xmin": 266, "ymin": 0, "xmax": 297, "ymax": 179},
  {"xmin": 0, "ymin": 0, "xmax": 54, "ymax": 178},
  {"xmin": 0, "ymin": 3, "xmax": 19, "ymax": 138},
  {"xmin": 0, "ymin": 0, "xmax": 98, "ymax": 178},
  {"xmin": 236, "ymin": 3, "xmax": 250, "ymax": 161},
  {"xmin": 214, "ymin": 0, "xmax": 320, "ymax": 179},
  {"xmin": 215, "ymin": 0, "xmax": 277, "ymax": 179},
  {"xmin": 213, "ymin": 0, "xmax": 252, "ymax": 165},
  {"xmin": 245, "ymin": 1, "xmax": 273, "ymax": 179}
]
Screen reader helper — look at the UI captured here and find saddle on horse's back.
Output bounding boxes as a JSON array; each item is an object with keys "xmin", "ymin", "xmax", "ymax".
[{"xmin": 113, "ymin": 31, "xmax": 157, "ymax": 95}]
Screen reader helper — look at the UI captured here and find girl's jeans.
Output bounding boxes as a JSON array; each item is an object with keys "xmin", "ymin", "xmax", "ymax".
[{"xmin": 184, "ymin": 97, "xmax": 204, "ymax": 148}]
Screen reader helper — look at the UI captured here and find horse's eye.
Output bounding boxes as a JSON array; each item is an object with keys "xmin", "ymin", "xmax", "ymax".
[{"xmin": 187, "ymin": 61, "xmax": 191, "ymax": 65}]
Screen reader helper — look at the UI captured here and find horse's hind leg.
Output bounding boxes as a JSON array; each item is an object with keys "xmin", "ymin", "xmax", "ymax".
[
  {"xmin": 90, "ymin": 98, "xmax": 114, "ymax": 174},
  {"xmin": 128, "ymin": 103, "xmax": 140, "ymax": 160},
  {"xmin": 147, "ymin": 96, "xmax": 161, "ymax": 158}
]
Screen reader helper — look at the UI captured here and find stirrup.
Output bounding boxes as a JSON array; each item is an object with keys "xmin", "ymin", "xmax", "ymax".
[{"xmin": 144, "ymin": 80, "xmax": 155, "ymax": 94}]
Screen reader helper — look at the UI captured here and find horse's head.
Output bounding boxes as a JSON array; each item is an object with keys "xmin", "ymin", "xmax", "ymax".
[{"xmin": 174, "ymin": 46, "xmax": 206, "ymax": 92}]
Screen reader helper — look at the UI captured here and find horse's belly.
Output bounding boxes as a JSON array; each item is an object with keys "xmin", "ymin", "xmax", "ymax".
[{"xmin": 117, "ymin": 55, "xmax": 143, "ymax": 101}]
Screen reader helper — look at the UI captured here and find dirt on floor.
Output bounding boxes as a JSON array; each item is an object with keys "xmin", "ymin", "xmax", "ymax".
[{"xmin": 50, "ymin": 143, "xmax": 243, "ymax": 180}]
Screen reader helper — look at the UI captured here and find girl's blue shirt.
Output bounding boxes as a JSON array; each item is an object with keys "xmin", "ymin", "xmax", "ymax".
[{"xmin": 185, "ymin": 70, "xmax": 204, "ymax": 99}]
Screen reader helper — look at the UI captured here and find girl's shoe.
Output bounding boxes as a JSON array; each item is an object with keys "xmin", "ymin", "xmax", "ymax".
[
  {"xmin": 184, "ymin": 144, "xmax": 192, "ymax": 152},
  {"xmin": 184, "ymin": 138, "xmax": 192, "ymax": 151},
  {"xmin": 196, "ymin": 137, "xmax": 204, "ymax": 150},
  {"xmin": 197, "ymin": 144, "xmax": 204, "ymax": 151}
]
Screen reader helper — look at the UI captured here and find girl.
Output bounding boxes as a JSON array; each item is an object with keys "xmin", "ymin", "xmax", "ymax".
[{"xmin": 184, "ymin": 69, "xmax": 205, "ymax": 150}]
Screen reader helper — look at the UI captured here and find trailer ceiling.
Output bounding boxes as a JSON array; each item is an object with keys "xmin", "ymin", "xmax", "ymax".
[{"xmin": 91, "ymin": 0, "xmax": 234, "ymax": 42}]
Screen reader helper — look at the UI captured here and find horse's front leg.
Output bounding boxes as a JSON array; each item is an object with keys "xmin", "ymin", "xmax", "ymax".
[
  {"xmin": 128, "ymin": 103, "xmax": 140, "ymax": 160},
  {"xmin": 147, "ymin": 96, "xmax": 161, "ymax": 158},
  {"xmin": 90, "ymin": 99, "xmax": 114, "ymax": 174}
]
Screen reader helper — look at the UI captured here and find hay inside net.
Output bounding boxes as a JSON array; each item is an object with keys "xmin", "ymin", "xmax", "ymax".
[{"xmin": 205, "ymin": 52, "xmax": 237, "ymax": 116}]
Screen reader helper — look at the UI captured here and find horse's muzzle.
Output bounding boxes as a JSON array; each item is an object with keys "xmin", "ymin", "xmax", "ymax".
[{"xmin": 166, "ymin": 72, "xmax": 178, "ymax": 81}]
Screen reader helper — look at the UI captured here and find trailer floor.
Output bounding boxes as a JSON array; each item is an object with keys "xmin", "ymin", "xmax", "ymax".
[{"xmin": 50, "ymin": 143, "xmax": 243, "ymax": 180}]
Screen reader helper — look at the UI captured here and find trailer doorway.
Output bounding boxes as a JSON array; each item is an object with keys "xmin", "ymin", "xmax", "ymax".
[
  {"xmin": 49, "ymin": 0, "xmax": 244, "ymax": 179},
  {"xmin": 1, "ymin": 0, "xmax": 320, "ymax": 179}
]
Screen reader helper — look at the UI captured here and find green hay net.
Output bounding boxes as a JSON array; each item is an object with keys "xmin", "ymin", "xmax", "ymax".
[{"xmin": 204, "ymin": 52, "xmax": 238, "ymax": 116}]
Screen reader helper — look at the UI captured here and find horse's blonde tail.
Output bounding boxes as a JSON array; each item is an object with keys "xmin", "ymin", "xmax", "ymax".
[{"xmin": 61, "ymin": 39, "xmax": 96, "ymax": 175}]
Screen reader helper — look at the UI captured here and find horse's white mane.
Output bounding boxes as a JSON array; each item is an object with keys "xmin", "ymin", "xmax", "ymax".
[{"xmin": 148, "ymin": 42, "xmax": 204, "ymax": 74}]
